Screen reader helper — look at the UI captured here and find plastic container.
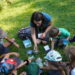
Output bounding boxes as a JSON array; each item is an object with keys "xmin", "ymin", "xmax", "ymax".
[
  {"xmin": 23, "ymin": 39, "xmax": 32, "ymax": 48},
  {"xmin": 36, "ymin": 57, "xmax": 43, "ymax": 68}
]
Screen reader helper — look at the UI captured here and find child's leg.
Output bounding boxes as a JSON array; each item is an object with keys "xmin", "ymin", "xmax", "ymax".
[
  {"xmin": 4, "ymin": 38, "xmax": 19, "ymax": 48},
  {"xmin": 3, "ymin": 38, "xmax": 15, "ymax": 47}
]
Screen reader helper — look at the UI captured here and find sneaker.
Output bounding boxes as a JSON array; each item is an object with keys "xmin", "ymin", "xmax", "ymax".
[{"xmin": 69, "ymin": 36, "xmax": 75, "ymax": 43}]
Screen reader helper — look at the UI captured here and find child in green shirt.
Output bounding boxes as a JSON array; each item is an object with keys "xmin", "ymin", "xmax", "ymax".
[{"xmin": 49, "ymin": 27, "xmax": 70, "ymax": 49}]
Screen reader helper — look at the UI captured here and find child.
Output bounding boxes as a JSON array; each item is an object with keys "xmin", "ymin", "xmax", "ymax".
[
  {"xmin": 49, "ymin": 27, "xmax": 70, "ymax": 49},
  {"xmin": 17, "ymin": 56, "xmax": 40, "ymax": 75},
  {"xmin": 41, "ymin": 50, "xmax": 66, "ymax": 75},
  {"xmin": 0, "ymin": 52, "xmax": 29, "ymax": 75},
  {"xmin": 65, "ymin": 46, "xmax": 75, "ymax": 75},
  {"xmin": 0, "ymin": 28, "xmax": 19, "ymax": 48}
]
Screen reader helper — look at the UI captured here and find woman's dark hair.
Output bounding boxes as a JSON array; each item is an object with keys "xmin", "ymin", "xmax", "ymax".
[
  {"xmin": 49, "ymin": 27, "xmax": 59, "ymax": 38},
  {"xmin": 31, "ymin": 11, "xmax": 44, "ymax": 27}
]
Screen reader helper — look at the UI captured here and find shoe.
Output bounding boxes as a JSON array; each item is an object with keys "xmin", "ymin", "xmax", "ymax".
[{"xmin": 69, "ymin": 36, "xmax": 75, "ymax": 43}]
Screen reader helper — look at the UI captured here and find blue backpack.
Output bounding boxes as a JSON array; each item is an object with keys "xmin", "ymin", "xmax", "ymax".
[{"xmin": 0, "ymin": 62, "xmax": 15, "ymax": 75}]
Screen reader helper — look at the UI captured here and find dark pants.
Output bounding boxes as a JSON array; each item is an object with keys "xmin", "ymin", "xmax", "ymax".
[
  {"xmin": 0, "ymin": 44, "xmax": 9, "ymax": 61},
  {"xmin": 47, "ymin": 70, "xmax": 61, "ymax": 75},
  {"xmin": 69, "ymin": 35, "xmax": 75, "ymax": 43},
  {"xmin": 54, "ymin": 39, "xmax": 67, "ymax": 49}
]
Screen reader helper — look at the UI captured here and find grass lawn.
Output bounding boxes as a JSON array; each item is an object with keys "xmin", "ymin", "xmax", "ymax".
[{"xmin": 0, "ymin": 0, "xmax": 75, "ymax": 74}]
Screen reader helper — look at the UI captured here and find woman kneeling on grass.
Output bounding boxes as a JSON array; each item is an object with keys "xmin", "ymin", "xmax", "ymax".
[{"xmin": 30, "ymin": 11, "xmax": 52, "ymax": 53}]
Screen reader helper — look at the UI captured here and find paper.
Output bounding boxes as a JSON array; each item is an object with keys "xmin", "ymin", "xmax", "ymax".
[
  {"xmin": 38, "ymin": 33, "xmax": 42, "ymax": 38},
  {"xmin": 44, "ymin": 45, "xmax": 50, "ymax": 51}
]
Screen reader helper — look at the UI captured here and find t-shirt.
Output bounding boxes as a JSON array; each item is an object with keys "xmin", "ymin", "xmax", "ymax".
[
  {"xmin": 71, "ymin": 68, "xmax": 75, "ymax": 75},
  {"xmin": 51, "ymin": 28, "xmax": 70, "ymax": 41},
  {"xmin": 58, "ymin": 28, "xmax": 70, "ymax": 39},
  {"xmin": 30, "ymin": 12, "xmax": 51, "ymax": 27},
  {"xmin": 26, "ymin": 62, "xmax": 39, "ymax": 75}
]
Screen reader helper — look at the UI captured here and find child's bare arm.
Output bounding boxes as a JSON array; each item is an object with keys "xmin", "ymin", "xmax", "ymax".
[
  {"xmin": 4, "ymin": 37, "xmax": 14, "ymax": 43},
  {"xmin": 51, "ymin": 40, "xmax": 55, "ymax": 50},
  {"xmin": 3, "ymin": 52, "xmax": 19, "ymax": 59},
  {"xmin": 4, "ymin": 37, "xmax": 19, "ymax": 48},
  {"xmin": 16, "ymin": 61, "xmax": 28, "ymax": 70},
  {"xmin": 16, "ymin": 59, "xmax": 31, "ymax": 70}
]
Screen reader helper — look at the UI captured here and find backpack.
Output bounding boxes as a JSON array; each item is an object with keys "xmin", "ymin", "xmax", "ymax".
[
  {"xmin": 18, "ymin": 27, "xmax": 32, "ymax": 40},
  {"xmin": 0, "ymin": 62, "xmax": 15, "ymax": 75}
]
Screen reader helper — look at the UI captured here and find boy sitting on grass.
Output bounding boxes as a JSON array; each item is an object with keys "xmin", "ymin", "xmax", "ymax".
[
  {"xmin": 0, "ymin": 28, "xmax": 19, "ymax": 48},
  {"xmin": 49, "ymin": 27, "xmax": 70, "ymax": 49}
]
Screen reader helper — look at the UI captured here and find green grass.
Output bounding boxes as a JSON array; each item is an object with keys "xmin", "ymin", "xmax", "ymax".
[{"xmin": 0, "ymin": 0, "xmax": 75, "ymax": 73}]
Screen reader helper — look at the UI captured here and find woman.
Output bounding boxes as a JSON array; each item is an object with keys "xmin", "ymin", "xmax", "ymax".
[{"xmin": 30, "ymin": 11, "xmax": 52, "ymax": 53}]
